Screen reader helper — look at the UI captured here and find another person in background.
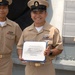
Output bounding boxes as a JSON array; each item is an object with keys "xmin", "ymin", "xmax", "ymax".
[
  {"xmin": 17, "ymin": 0, "xmax": 63, "ymax": 75},
  {"xmin": 0, "ymin": 0, "xmax": 22, "ymax": 75}
]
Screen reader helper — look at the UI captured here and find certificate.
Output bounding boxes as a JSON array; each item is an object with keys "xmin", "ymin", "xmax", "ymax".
[{"xmin": 22, "ymin": 41, "xmax": 47, "ymax": 62}]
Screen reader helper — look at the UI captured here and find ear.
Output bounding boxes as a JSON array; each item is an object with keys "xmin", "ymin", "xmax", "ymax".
[
  {"xmin": 46, "ymin": 12, "xmax": 48, "ymax": 16},
  {"xmin": 45, "ymin": 11, "xmax": 48, "ymax": 17},
  {"xmin": 30, "ymin": 11, "xmax": 32, "ymax": 16}
]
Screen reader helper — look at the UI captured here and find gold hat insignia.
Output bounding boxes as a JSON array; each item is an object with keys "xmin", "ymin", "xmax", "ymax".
[
  {"xmin": 0, "ymin": 0, "xmax": 2, "ymax": 2},
  {"xmin": 34, "ymin": 1, "xmax": 39, "ymax": 7}
]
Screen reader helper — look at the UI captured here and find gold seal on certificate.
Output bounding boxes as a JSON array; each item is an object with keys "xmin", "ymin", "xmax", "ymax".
[{"xmin": 22, "ymin": 41, "xmax": 47, "ymax": 62}]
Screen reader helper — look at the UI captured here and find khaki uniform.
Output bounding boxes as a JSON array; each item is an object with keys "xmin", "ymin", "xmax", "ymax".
[
  {"xmin": 17, "ymin": 22, "xmax": 63, "ymax": 75},
  {"xmin": 0, "ymin": 18, "xmax": 22, "ymax": 75}
]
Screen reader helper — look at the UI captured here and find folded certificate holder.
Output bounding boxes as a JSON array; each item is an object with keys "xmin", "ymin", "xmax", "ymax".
[{"xmin": 22, "ymin": 41, "xmax": 47, "ymax": 62}]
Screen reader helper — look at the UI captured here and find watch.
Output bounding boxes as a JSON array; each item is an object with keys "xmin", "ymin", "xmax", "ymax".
[{"xmin": 49, "ymin": 50, "xmax": 53, "ymax": 56}]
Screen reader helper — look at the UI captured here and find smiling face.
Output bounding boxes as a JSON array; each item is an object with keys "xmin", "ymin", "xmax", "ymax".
[
  {"xmin": 0, "ymin": 5, "xmax": 8, "ymax": 21},
  {"xmin": 31, "ymin": 10, "xmax": 47, "ymax": 27}
]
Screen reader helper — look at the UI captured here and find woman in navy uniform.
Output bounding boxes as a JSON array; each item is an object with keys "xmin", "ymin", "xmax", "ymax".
[{"xmin": 17, "ymin": 0, "xmax": 63, "ymax": 75}]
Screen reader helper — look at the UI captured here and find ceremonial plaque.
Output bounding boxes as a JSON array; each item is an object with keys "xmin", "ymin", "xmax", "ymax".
[{"xmin": 22, "ymin": 41, "xmax": 47, "ymax": 62}]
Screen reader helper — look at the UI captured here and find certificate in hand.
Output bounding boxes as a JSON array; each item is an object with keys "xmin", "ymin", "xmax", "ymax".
[{"xmin": 22, "ymin": 41, "xmax": 47, "ymax": 62}]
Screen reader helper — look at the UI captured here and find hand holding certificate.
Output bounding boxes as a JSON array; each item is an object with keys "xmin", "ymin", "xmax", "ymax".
[{"xmin": 22, "ymin": 41, "xmax": 47, "ymax": 62}]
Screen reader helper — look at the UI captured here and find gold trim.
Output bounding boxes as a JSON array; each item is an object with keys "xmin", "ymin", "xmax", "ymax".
[{"xmin": 0, "ymin": 55, "xmax": 2, "ymax": 58}]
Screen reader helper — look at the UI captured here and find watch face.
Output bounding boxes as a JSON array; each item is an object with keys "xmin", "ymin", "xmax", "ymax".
[{"xmin": 49, "ymin": 51, "xmax": 53, "ymax": 56}]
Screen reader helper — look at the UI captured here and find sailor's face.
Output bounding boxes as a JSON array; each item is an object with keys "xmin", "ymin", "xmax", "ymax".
[
  {"xmin": 31, "ymin": 10, "xmax": 47, "ymax": 25},
  {"xmin": 0, "ymin": 5, "xmax": 8, "ymax": 20}
]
